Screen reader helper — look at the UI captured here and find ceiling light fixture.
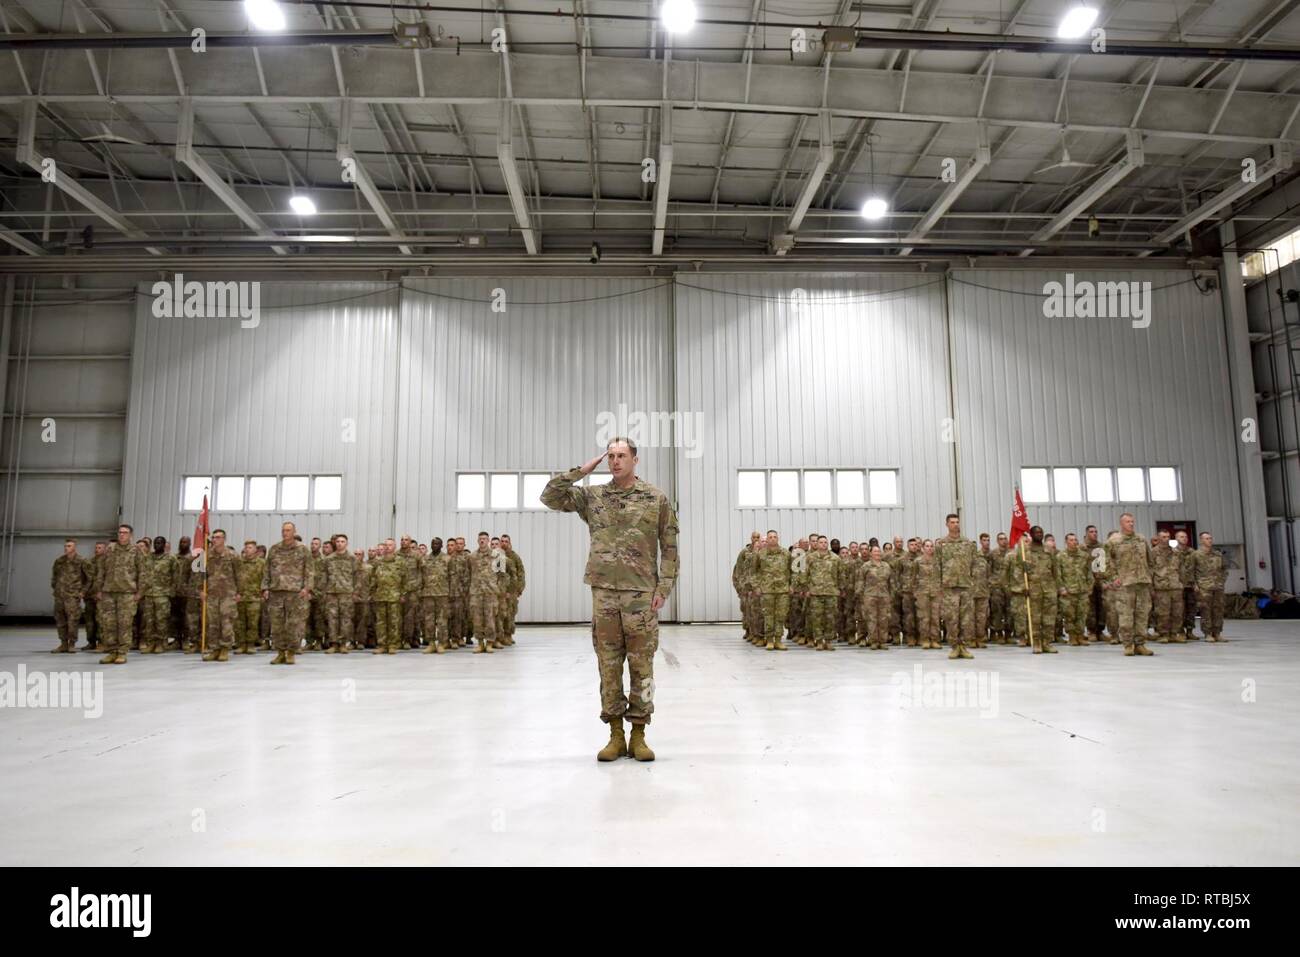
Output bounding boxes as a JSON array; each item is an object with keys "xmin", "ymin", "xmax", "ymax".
[
  {"xmin": 244, "ymin": 0, "xmax": 286, "ymax": 32},
  {"xmin": 860, "ymin": 197, "xmax": 888, "ymax": 220},
  {"xmin": 660, "ymin": 0, "xmax": 697, "ymax": 35},
  {"xmin": 1057, "ymin": 5, "xmax": 1099, "ymax": 39},
  {"xmin": 289, "ymin": 195, "xmax": 317, "ymax": 216}
]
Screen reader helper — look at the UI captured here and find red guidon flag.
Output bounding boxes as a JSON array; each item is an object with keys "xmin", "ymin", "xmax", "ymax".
[
  {"xmin": 1008, "ymin": 487, "xmax": 1031, "ymax": 548},
  {"xmin": 192, "ymin": 493, "xmax": 210, "ymax": 573}
]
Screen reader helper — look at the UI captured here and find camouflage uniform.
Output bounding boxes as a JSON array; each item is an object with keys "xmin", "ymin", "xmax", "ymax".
[
  {"xmin": 856, "ymin": 558, "xmax": 893, "ymax": 649},
  {"xmin": 175, "ymin": 554, "xmax": 199, "ymax": 651},
  {"xmin": 93, "ymin": 542, "xmax": 148, "ymax": 659},
  {"xmin": 801, "ymin": 550, "xmax": 841, "ymax": 650},
  {"xmin": 542, "ymin": 467, "xmax": 678, "ymax": 726},
  {"xmin": 261, "ymin": 540, "xmax": 314, "ymax": 654},
  {"xmin": 85, "ymin": 551, "xmax": 106, "ymax": 650},
  {"xmin": 837, "ymin": 553, "xmax": 860, "ymax": 644},
  {"xmin": 1180, "ymin": 547, "xmax": 1198, "ymax": 638},
  {"xmin": 235, "ymin": 556, "xmax": 266, "ymax": 653},
  {"xmin": 897, "ymin": 551, "xmax": 919, "ymax": 645},
  {"xmin": 369, "ymin": 555, "xmax": 404, "ymax": 652},
  {"xmin": 465, "ymin": 546, "xmax": 502, "ymax": 651},
  {"xmin": 987, "ymin": 547, "xmax": 1009, "ymax": 641},
  {"xmin": 308, "ymin": 552, "xmax": 326, "ymax": 650},
  {"xmin": 1057, "ymin": 546, "xmax": 1092, "ymax": 644},
  {"xmin": 493, "ymin": 549, "xmax": 513, "ymax": 646},
  {"xmin": 970, "ymin": 550, "xmax": 990, "ymax": 648},
  {"xmin": 732, "ymin": 545, "xmax": 759, "ymax": 643},
  {"xmin": 398, "ymin": 544, "xmax": 422, "ymax": 648},
  {"xmin": 449, "ymin": 552, "xmax": 470, "ymax": 646},
  {"xmin": 1150, "ymin": 543, "xmax": 1186, "ymax": 642},
  {"xmin": 321, "ymin": 550, "xmax": 359, "ymax": 652},
  {"xmin": 202, "ymin": 546, "xmax": 240, "ymax": 654},
  {"xmin": 1191, "ymin": 547, "xmax": 1227, "ymax": 640},
  {"xmin": 140, "ymin": 553, "xmax": 178, "ymax": 653},
  {"xmin": 1106, "ymin": 531, "xmax": 1154, "ymax": 655},
  {"xmin": 787, "ymin": 548, "xmax": 809, "ymax": 641},
  {"xmin": 754, "ymin": 545, "xmax": 791, "ymax": 650},
  {"xmin": 1082, "ymin": 537, "xmax": 1108, "ymax": 639},
  {"xmin": 352, "ymin": 559, "xmax": 373, "ymax": 648},
  {"xmin": 1006, "ymin": 542, "xmax": 1058, "ymax": 651},
  {"xmin": 503, "ymin": 548, "xmax": 525, "ymax": 640},
  {"xmin": 417, "ymin": 552, "xmax": 451, "ymax": 652},
  {"xmin": 885, "ymin": 549, "xmax": 905, "ymax": 640},
  {"xmin": 935, "ymin": 534, "xmax": 977, "ymax": 654},
  {"xmin": 51, "ymin": 553, "xmax": 90, "ymax": 652},
  {"xmin": 912, "ymin": 554, "xmax": 942, "ymax": 649}
]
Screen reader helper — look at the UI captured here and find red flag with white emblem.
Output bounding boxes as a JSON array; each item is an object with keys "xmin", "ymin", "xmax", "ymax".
[
  {"xmin": 192, "ymin": 493, "xmax": 209, "ymax": 573},
  {"xmin": 1009, "ymin": 487, "xmax": 1031, "ymax": 548}
]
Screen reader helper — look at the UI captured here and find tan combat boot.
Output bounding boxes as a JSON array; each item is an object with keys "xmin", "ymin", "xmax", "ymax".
[
  {"xmin": 285, "ymin": 650, "xmax": 297, "ymax": 664},
  {"xmin": 597, "ymin": 718, "xmax": 627, "ymax": 762},
  {"xmin": 202, "ymin": 649, "xmax": 220, "ymax": 661},
  {"xmin": 99, "ymin": 651, "xmax": 117, "ymax": 664},
  {"xmin": 422, "ymin": 643, "xmax": 437, "ymax": 654},
  {"xmin": 1122, "ymin": 643, "xmax": 1135, "ymax": 656},
  {"xmin": 773, "ymin": 636, "xmax": 788, "ymax": 650},
  {"xmin": 958, "ymin": 643, "xmax": 974, "ymax": 659},
  {"xmin": 270, "ymin": 651, "xmax": 286, "ymax": 665},
  {"xmin": 111, "ymin": 653, "xmax": 127, "ymax": 664},
  {"xmin": 1135, "ymin": 643, "xmax": 1154, "ymax": 656},
  {"xmin": 324, "ymin": 644, "xmax": 338, "ymax": 654},
  {"xmin": 216, "ymin": 648, "xmax": 230, "ymax": 662},
  {"xmin": 52, "ymin": 640, "xmax": 67, "ymax": 654},
  {"xmin": 628, "ymin": 724, "xmax": 655, "ymax": 762},
  {"xmin": 372, "ymin": 645, "xmax": 386, "ymax": 654},
  {"xmin": 1043, "ymin": 642, "xmax": 1058, "ymax": 653}
]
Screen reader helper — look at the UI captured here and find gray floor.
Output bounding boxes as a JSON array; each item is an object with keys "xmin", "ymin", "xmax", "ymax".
[{"xmin": 1, "ymin": 620, "xmax": 1297, "ymax": 866}]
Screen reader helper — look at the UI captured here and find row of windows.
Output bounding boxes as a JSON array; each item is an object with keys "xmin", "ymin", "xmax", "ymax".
[
  {"xmin": 455, "ymin": 471, "xmax": 611, "ymax": 511},
  {"xmin": 738, "ymin": 469, "xmax": 900, "ymax": 509},
  {"xmin": 182, "ymin": 475, "xmax": 342, "ymax": 512},
  {"xmin": 1241, "ymin": 224, "xmax": 1299, "ymax": 279},
  {"xmin": 1020, "ymin": 466, "xmax": 1180, "ymax": 504}
]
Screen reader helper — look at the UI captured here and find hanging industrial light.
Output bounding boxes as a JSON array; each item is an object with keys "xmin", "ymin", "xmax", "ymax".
[
  {"xmin": 660, "ymin": 0, "xmax": 697, "ymax": 35},
  {"xmin": 244, "ymin": 0, "xmax": 286, "ymax": 32}
]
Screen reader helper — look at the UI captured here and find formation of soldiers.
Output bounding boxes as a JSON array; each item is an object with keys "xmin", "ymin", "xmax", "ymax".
[
  {"xmin": 49, "ymin": 522, "xmax": 526, "ymax": 665},
  {"xmin": 733, "ymin": 514, "xmax": 1230, "ymax": 658}
]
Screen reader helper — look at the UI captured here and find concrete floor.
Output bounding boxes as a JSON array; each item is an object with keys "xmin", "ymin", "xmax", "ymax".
[{"xmin": 1, "ymin": 620, "xmax": 1297, "ymax": 866}]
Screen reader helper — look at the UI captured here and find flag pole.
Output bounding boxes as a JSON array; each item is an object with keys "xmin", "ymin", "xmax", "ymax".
[
  {"xmin": 199, "ymin": 491, "xmax": 209, "ymax": 655},
  {"xmin": 1021, "ymin": 538, "xmax": 1034, "ymax": 652}
]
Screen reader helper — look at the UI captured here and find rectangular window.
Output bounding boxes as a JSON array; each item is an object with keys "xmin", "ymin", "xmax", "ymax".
[
  {"xmin": 215, "ymin": 475, "xmax": 244, "ymax": 511},
  {"xmin": 1085, "ymin": 467, "xmax": 1114, "ymax": 502},
  {"xmin": 835, "ymin": 470, "xmax": 865, "ymax": 506},
  {"xmin": 1052, "ymin": 467, "xmax": 1082, "ymax": 503},
  {"xmin": 313, "ymin": 475, "xmax": 342, "ymax": 511},
  {"xmin": 770, "ymin": 471, "xmax": 799, "ymax": 507},
  {"xmin": 247, "ymin": 476, "xmax": 277, "ymax": 511},
  {"xmin": 490, "ymin": 473, "xmax": 518, "ymax": 509},
  {"xmin": 737, "ymin": 471, "xmax": 767, "ymax": 508},
  {"xmin": 586, "ymin": 473, "xmax": 612, "ymax": 487},
  {"xmin": 1116, "ymin": 467, "xmax": 1146, "ymax": 502},
  {"xmin": 867, "ymin": 470, "xmax": 898, "ymax": 506},
  {"xmin": 522, "ymin": 473, "xmax": 549, "ymax": 509},
  {"xmin": 280, "ymin": 476, "xmax": 310, "ymax": 511},
  {"xmin": 457, "ymin": 473, "xmax": 486, "ymax": 509},
  {"xmin": 1149, "ymin": 467, "xmax": 1179, "ymax": 502},
  {"xmin": 803, "ymin": 470, "xmax": 833, "ymax": 507},
  {"xmin": 1020, "ymin": 468, "xmax": 1050, "ymax": 504},
  {"xmin": 181, "ymin": 476, "xmax": 212, "ymax": 511}
]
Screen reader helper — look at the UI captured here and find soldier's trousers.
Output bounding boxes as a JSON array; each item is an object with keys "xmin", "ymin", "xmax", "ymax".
[
  {"xmin": 837, "ymin": 594, "xmax": 853, "ymax": 639},
  {"xmin": 900, "ymin": 593, "xmax": 917, "ymax": 643},
  {"xmin": 265, "ymin": 591, "xmax": 309, "ymax": 652},
  {"xmin": 890, "ymin": 591, "xmax": 903, "ymax": 638},
  {"xmin": 353, "ymin": 600, "xmax": 372, "ymax": 646},
  {"xmin": 309, "ymin": 598, "xmax": 325, "ymax": 644},
  {"xmin": 402, "ymin": 595, "xmax": 420, "ymax": 645},
  {"xmin": 141, "ymin": 596, "xmax": 172, "ymax": 647},
  {"xmin": 420, "ymin": 596, "xmax": 449, "ymax": 647},
  {"xmin": 449, "ymin": 595, "xmax": 467, "ymax": 641},
  {"xmin": 591, "ymin": 587, "xmax": 658, "ymax": 725},
  {"xmin": 973, "ymin": 596, "xmax": 989, "ymax": 643},
  {"xmin": 97, "ymin": 593, "xmax": 138, "ymax": 654},
  {"xmin": 1152, "ymin": 588, "xmax": 1183, "ymax": 637},
  {"xmin": 205, "ymin": 597, "xmax": 237, "ymax": 649},
  {"xmin": 1086, "ymin": 582, "xmax": 1106, "ymax": 635},
  {"xmin": 1197, "ymin": 588, "xmax": 1225, "ymax": 636},
  {"xmin": 84, "ymin": 597, "xmax": 99, "ymax": 647},
  {"xmin": 914, "ymin": 593, "xmax": 939, "ymax": 645},
  {"xmin": 1105, "ymin": 588, "xmax": 1119, "ymax": 638},
  {"xmin": 807, "ymin": 596, "xmax": 836, "ymax": 641},
  {"xmin": 989, "ymin": 587, "xmax": 1007, "ymax": 634},
  {"xmin": 941, "ymin": 588, "xmax": 974, "ymax": 645},
  {"xmin": 1059, "ymin": 592, "xmax": 1087, "ymax": 638},
  {"xmin": 1114, "ymin": 584, "xmax": 1153, "ymax": 647},
  {"xmin": 183, "ymin": 598, "xmax": 201, "ymax": 648},
  {"xmin": 1008, "ymin": 591, "xmax": 1050, "ymax": 645},
  {"xmin": 260, "ymin": 599, "xmax": 271, "ymax": 643},
  {"xmin": 1183, "ymin": 586, "xmax": 1198, "ymax": 634},
  {"xmin": 760, "ymin": 593, "xmax": 789, "ymax": 640},
  {"xmin": 860, "ymin": 595, "xmax": 890, "ymax": 644},
  {"xmin": 53, "ymin": 595, "xmax": 82, "ymax": 647},
  {"xmin": 787, "ymin": 594, "xmax": 805, "ymax": 637},
  {"xmin": 323, "ymin": 595, "xmax": 354, "ymax": 648},
  {"xmin": 372, "ymin": 601, "xmax": 401, "ymax": 650},
  {"xmin": 469, "ymin": 591, "xmax": 499, "ymax": 645},
  {"xmin": 495, "ymin": 593, "xmax": 510, "ymax": 640},
  {"xmin": 505, "ymin": 593, "xmax": 520, "ymax": 635},
  {"xmin": 236, "ymin": 601, "xmax": 262, "ymax": 648}
]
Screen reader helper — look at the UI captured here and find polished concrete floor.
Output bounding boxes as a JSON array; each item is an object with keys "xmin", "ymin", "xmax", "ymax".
[{"xmin": 1, "ymin": 620, "xmax": 1297, "ymax": 866}]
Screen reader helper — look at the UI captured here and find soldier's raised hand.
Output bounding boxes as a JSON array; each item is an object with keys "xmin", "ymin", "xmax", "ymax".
[{"xmin": 578, "ymin": 450, "xmax": 608, "ymax": 477}]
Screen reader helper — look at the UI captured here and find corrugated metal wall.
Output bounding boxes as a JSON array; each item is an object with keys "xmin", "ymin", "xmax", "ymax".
[
  {"xmin": 949, "ymin": 269, "xmax": 1241, "ymax": 541},
  {"xmin": 396, "ymin": 277, "xmax": 672, "ymax": 622},
  {"xmin": 122, "ymin": 282, "xmax": 401, "ymax": 548},
  {"xmin": 0, "ymin": 280, "xmax": 132, "ymax": 615},
  {"xmin": 673, "ymin": 273, "xmax": 955, "ymax": 621}
]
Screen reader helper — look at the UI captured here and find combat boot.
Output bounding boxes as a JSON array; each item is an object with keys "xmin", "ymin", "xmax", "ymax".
[
  {"xmin": 373, "ymin": 646, "xmax": 386, "ymax": 654},
  {"xmin": 958, "ymin": 643, "xmax": 974, "ymax": 659},
  {"xmin": 422, "ymin": 643, "xmax": 438, "ymax": 654},
  {"xmin": 217, "ymin": 648, "xmax": 230, "ymax": 662},
  {"xmin": 1171, "ymin": 634, "xmax": 1186, "ymax": 643},
  {"xmin": 765, "ymin": 638, "xmax": 776, "ymax": 651},
  {"xmin": 324, "ymin": 644, "xmax": 338, "ymax": 654},
  {"xmin": 285, "ymin": 650, "xmax": 297, "ymax": 664},
  {"xmin": 597, "ymin": 719, "xmax": 627, "ymax": 762},
  {"xmin": 1122, "ymin": 643, "xmax": 1135, "ymax": 656},
  {"xmin": 202, "ymin": 649, "xmax": 220, "ymax": 661},
  {"xmin": 111, "ymin": 653, "xmax": 127, "ymax": 664},
  {"xmin": 51, "ymin": 640, "xmax": 68, "ymax": 654},
  {"xmin": 98, "ymin": 651, "xmax": 117, "ymax": 664},
  {"xmin": 270, "ymin": 651, "xmax": 286, "ymax": 665},
  {"xmin": 152, "ymin": 641, "xmax": 166, "ymax": 654},
  {"xmin": 773, "ymin": 637, "xmax": 788, "ymax": 650},
  {"xmin": 1135, "ymin": 643, "xmax": 1154, "ymax": 656},
  {"xmin": 948, "ymin": 644, "xmax": 961, "ymax": 659},
  {"xmin": 1043, "ymin": 643, "xmax": 1058, "ymax": 653},
  {"xmin": 628, "ymin": 724, "xmax": 655, "ymax": 762}
]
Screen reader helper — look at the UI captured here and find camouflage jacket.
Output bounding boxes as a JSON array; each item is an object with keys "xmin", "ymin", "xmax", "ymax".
[
  {"xmin": 935, "ymin": 535, "xmax": 977, "ymax": 589},
  {"xmin": 1005, "ymin": 543, "xmax": 1058, "ymax": 595},
  {"xmin": 176, "ymin": 553, "xmax": 199, "ymax": 599},
  {"xmin": 449, "ymin": 553, "xmax": 471, "ymax": 596},
  {"xmin": 856, "ymin": 559, "xmax": 893, "ymax": 600},
  {"xmin": 398, "ymin": 545, "xmax": 421, "ymax": 594},
  {"xmin": 370, "ymin": 555, "xmax": 404, "ymax": 602},
  {"xmin": 971, "ymin": 551, "xmax": 991, "ymax": 598},
  {"xmin": 892, "ymin": 552, "xmax": 917, "ymax": 593},
  {"xmin": 1082, "ymin": 538, "xmax": 1108, "ymax": 581},
  {"xmin": 236, "ymin": 557, "xmax": 266, "ymax": 599},
  {"xmin": 417, "ymin": 553, "xmax": 451, "ymax": 598},
  {"xmin": 505, "ymin": 550, "xmax": 525, "ymax": 596},
  {"xmin": 802, "ymin": 550, "xmax": 840, "ymax": 596},
  {"xmin": 732, "ymin": 546, "xmax": 758, "ymax": 594},
  {"xmin": 1106, "ymin": 532, "xmax": 1153, "ymax": 587},
  {"xmin": 987, "ymin": 547, "xmax": 1009, "ymax": 590},
  {"xmin": 143, "ymin": 553, "xmax": 178, "ymax": 598},
  {"xmin": 1191, "ymin": 548, "xmax": 1227, "ymax": 591},
  {"xmin": 321, "ymin": 551, "xmax": 360, "ymax": 595},
  {"xmin": 912, "ymin": 554, "xmax": 942, "ymax": 595},
  {"xmin": 95, "ymin": 542, "xmax": 149, "ymax": 594},
  {"xmin": 1057, "ymin": 547, "xmax": 1092, "ymax": 594},
  {"xmin": 205, "ymin": 547, "xmax": 240, "ymax": 600},
  {"xmin": 51, "ymin": 554, "xmax": 90, "ymax": 599},
  {"xmin": 754, "ymin": 546, "xmax": 791, "ymax": 594},
  {"xmin": 469, "ymin": 547, "xmax": 502, "ymax": 596},
  {"xmin": 262, "ymin": 541, "xmax": 314, "ymax": 593},
  {"xmin": 354, "ymin": 562, "xmax": 372, "ymax": 602},
  {"xmin": 837, "ymin": 553, "xmax": 860, "ymax": 596},
  {"xmin": 1179, "ymin": 549, "xmax": 1196, "ymax": 587},
  {"xmin": 1150, "ymin": 543, "xmax": 1184, "ymax": 589},
  {"xmin": 542, "ymin": 468, "xmax": 680, "ymax": 601}
]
